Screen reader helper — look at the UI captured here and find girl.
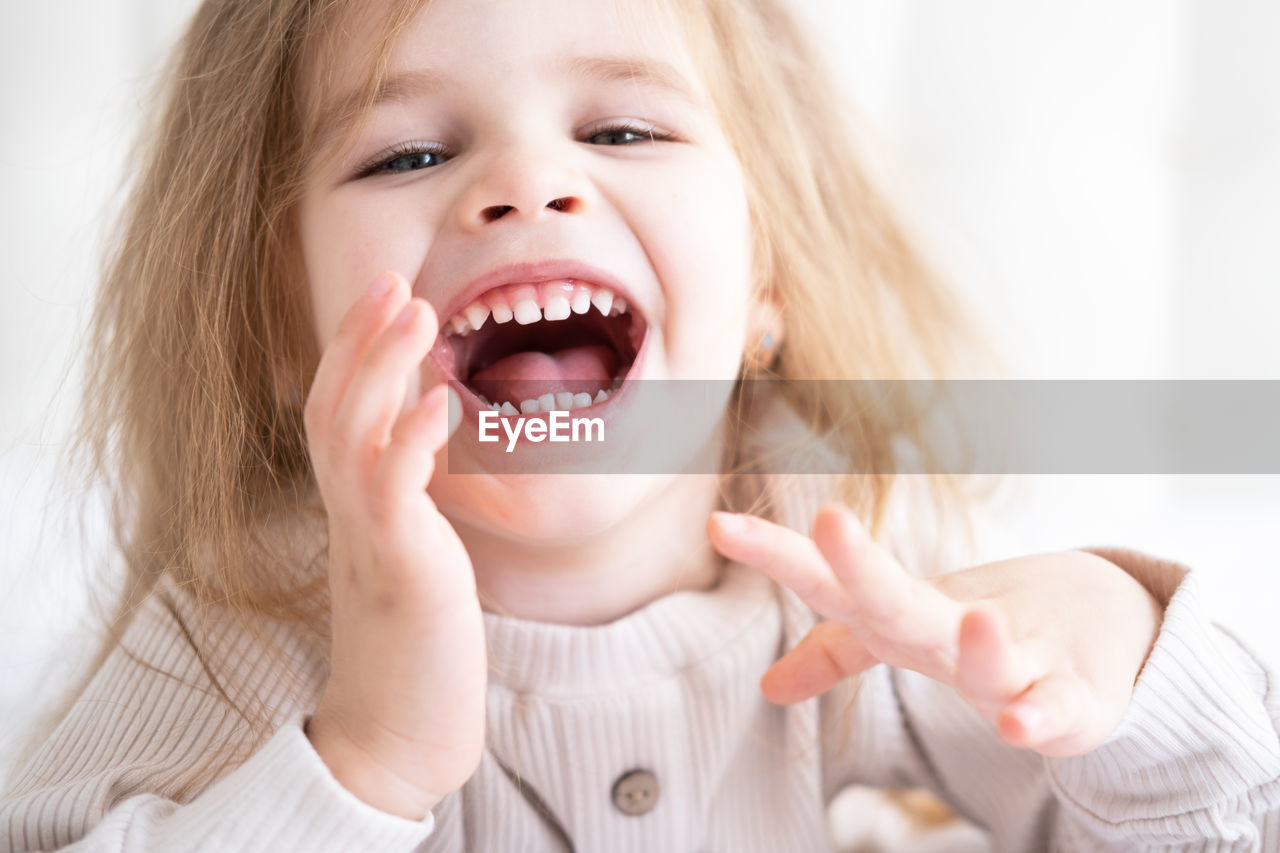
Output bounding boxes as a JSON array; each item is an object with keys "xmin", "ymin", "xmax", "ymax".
[{"xmin": 3, "ymin": 0, "xmax": 1278, "ymax": 851}]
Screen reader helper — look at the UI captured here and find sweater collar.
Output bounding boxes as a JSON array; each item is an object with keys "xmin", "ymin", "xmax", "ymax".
[{"xmin": 482, "ymin": 560, "xmax": 777, "ymax": 697}]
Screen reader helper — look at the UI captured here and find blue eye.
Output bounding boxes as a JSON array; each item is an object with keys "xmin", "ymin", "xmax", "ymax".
[
  {"xmin": 357, "ymin": 143, "xmax": 448, "ymax": 178},
  {"xmin": 586, "ymin": 122, "xmax": 672, "ymax": 146},
  {"xmin": 382, "ymin": 149, "xmax": 446, "ymax": 172}
]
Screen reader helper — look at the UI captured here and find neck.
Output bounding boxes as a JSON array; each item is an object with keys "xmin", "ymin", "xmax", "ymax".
[{"xmin": 451, "ymin": 475, "xmax": 726, "ymax": 626}]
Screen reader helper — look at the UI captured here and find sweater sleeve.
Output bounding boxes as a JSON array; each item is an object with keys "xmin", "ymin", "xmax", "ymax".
[
  {"xmin": 0, "ymin": 580, "xmax": 436, "ymax": 852},
  {"xmin": 834, "ymin": 550, "xmax": 1280, "ymax": 852}
]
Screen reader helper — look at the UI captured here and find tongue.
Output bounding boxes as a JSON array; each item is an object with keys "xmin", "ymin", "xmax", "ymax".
[{"xmin": 469, "ymin": 345, "xmax": 619, "ymax": 406}]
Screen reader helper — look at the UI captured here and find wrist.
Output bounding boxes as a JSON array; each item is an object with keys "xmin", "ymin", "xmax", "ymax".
[
  {"xmin": 305, "ymin": 714, "xmax": 444, "ymax": 820},
  {"xmin": 1076, "ymin": 548, "xmax": 1166, "ymax": 682}
]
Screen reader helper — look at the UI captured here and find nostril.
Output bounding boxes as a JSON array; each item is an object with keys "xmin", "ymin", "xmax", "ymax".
[{"xmin": 480, "ymin": 198, "xmax": 574, "ymax": 222}]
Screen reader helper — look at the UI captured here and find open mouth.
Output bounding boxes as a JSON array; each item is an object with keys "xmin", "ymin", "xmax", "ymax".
[{"xmin": 437, "ymin": 279, "xmax": 647, "ymax": 414}]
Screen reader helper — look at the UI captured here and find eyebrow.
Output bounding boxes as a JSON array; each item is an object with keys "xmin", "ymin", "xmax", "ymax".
[{"xmin": 311, "ymin": 54, "xmax": 704, "ymax": 152}]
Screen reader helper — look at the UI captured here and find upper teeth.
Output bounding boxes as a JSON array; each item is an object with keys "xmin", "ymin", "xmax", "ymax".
[{"xmin": 445, "ymin": 279, "xmax": 629, "ymax": 336}]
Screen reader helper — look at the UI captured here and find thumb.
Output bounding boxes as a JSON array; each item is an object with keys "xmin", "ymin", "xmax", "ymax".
[{"xmin": 445, "ymin": 385, "xmax": 462, "ymax": 438}]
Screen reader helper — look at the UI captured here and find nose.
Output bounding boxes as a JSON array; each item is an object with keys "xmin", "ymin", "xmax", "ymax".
[{"xmin": 456, "ymin": 145, "xmax": 590, "ymax": 230}]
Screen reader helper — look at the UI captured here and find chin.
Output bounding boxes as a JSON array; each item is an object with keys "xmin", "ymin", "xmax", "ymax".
[{"xmin": 431, "ymin": 471, "xmax": 675, "ymax": 546}]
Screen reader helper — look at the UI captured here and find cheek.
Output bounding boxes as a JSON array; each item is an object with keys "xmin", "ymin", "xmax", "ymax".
[
  {"xmin": 636, "ymin": 153, "xmax": 753, "ymax": 373},
  {"xmin": 300, "ymin": 191, "xmax": 437, "ymax": 348}
]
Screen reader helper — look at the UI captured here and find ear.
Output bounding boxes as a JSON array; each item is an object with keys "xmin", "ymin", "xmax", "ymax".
[{"xmin": 743, "ymin": 295, "xmax": 785, "ymax": 375}]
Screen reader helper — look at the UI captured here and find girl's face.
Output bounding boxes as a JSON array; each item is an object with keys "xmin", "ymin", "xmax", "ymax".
[{"xmin": 297, "ymin": 0, "xmax": 755, "ymax": 542}]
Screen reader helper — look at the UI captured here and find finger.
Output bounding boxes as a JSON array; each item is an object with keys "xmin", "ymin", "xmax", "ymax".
[
  {"xmin": 707, "ymin": 512, "xmax": 857, "ymax": 622},
  {"xmin": 813, "ymin": 504, "xmax": 962, "ymax": 661},
  {"xmin": 371, "ymin": 385, "xmax": 462, "ymax": 507},
  {"xmin": 305, "ymin": 271, "xmax": 409, "ymax": 438},
  {"xmin": 330, "ymin": 298, "xmax": 440, "ymax": 471},
  {"xmin": 760, "ymin": 620, "xmax": 877, "ymax": 705},
  {"xmin": 996, "ymin": 669, "xmax": 1099, "ymax": 757},
  {"xmin": 955, "ymin": 604, "xmax": 1040, "ymax": 714}
]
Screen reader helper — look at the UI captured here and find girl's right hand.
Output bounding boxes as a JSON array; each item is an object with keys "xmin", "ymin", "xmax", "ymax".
[{"xmin": 302, "ymin": 270, "xmax": 486, "ymax": 820}]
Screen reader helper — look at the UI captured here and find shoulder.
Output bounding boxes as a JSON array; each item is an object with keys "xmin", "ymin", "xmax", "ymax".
[{"xmin": 2, "ymin": 572, "xmax": 325, "ymax": 823}]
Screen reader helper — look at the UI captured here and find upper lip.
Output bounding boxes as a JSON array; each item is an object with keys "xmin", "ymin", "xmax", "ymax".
[{"xmin": 439, "ymin": 258, "xmax": 641, "ymax": 324}]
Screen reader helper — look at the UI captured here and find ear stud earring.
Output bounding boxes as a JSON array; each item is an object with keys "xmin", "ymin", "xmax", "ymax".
[{"xmin": 744, "ymin": 329, "xmax": 782, "ymax": 375}]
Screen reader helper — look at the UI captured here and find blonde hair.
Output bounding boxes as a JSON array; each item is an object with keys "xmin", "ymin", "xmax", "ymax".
[
  {"xmin": 664, "ymin": 0, "xmax": 995, "ymax": 522},
  {"xmin": 54, "ymin": 0, "xmax": 995, "ymax": 796}
]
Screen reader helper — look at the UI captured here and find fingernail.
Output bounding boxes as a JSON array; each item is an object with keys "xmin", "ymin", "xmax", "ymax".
[
  {"xmin": 712, "ymin": 511, "xmax": 748, "ymax": 535},
  {"xmin": 393, "ymin": 301, "xmax": 419, "ymax": 328},
  {"xmin": 446, "ymin": 387, "xmax": 462, "ymax": 436},
  {"xmin": 1015, "ymin": 704, "xmax": 1045, "ymax": 735},
  {"xmin": 367, "ymin": 271, "xmax": 397, "ymax": 298},
  {"xmin": 834, "ymin": 504, "xmax": 866, "ymax": 535}
]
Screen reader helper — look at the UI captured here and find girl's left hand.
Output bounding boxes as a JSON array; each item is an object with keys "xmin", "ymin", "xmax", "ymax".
[{"xmin": 707, "ymin": 505, "xmax": 1165, "ymax": 758}]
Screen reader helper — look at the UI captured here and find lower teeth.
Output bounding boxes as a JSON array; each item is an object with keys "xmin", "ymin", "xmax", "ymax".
[{"xmin": 480, "ymin": 386, "xmax": 615, "ymax": 415}]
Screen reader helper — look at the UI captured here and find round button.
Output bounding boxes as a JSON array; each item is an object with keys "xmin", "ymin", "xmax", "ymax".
[{"xmin": 611, "ymin": 769, "xmax": 660, "ymax": 816}]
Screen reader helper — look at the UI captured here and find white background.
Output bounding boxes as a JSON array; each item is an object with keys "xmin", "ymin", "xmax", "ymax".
[{"xmin": 2, "ymin": 0, "xmax": 1278, "ymax": 793}]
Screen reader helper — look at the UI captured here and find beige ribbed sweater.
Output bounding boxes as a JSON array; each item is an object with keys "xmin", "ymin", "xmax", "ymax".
[{"xmin": 3, "ymin": 480, "xmax": 1279, "ymax": 851}]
